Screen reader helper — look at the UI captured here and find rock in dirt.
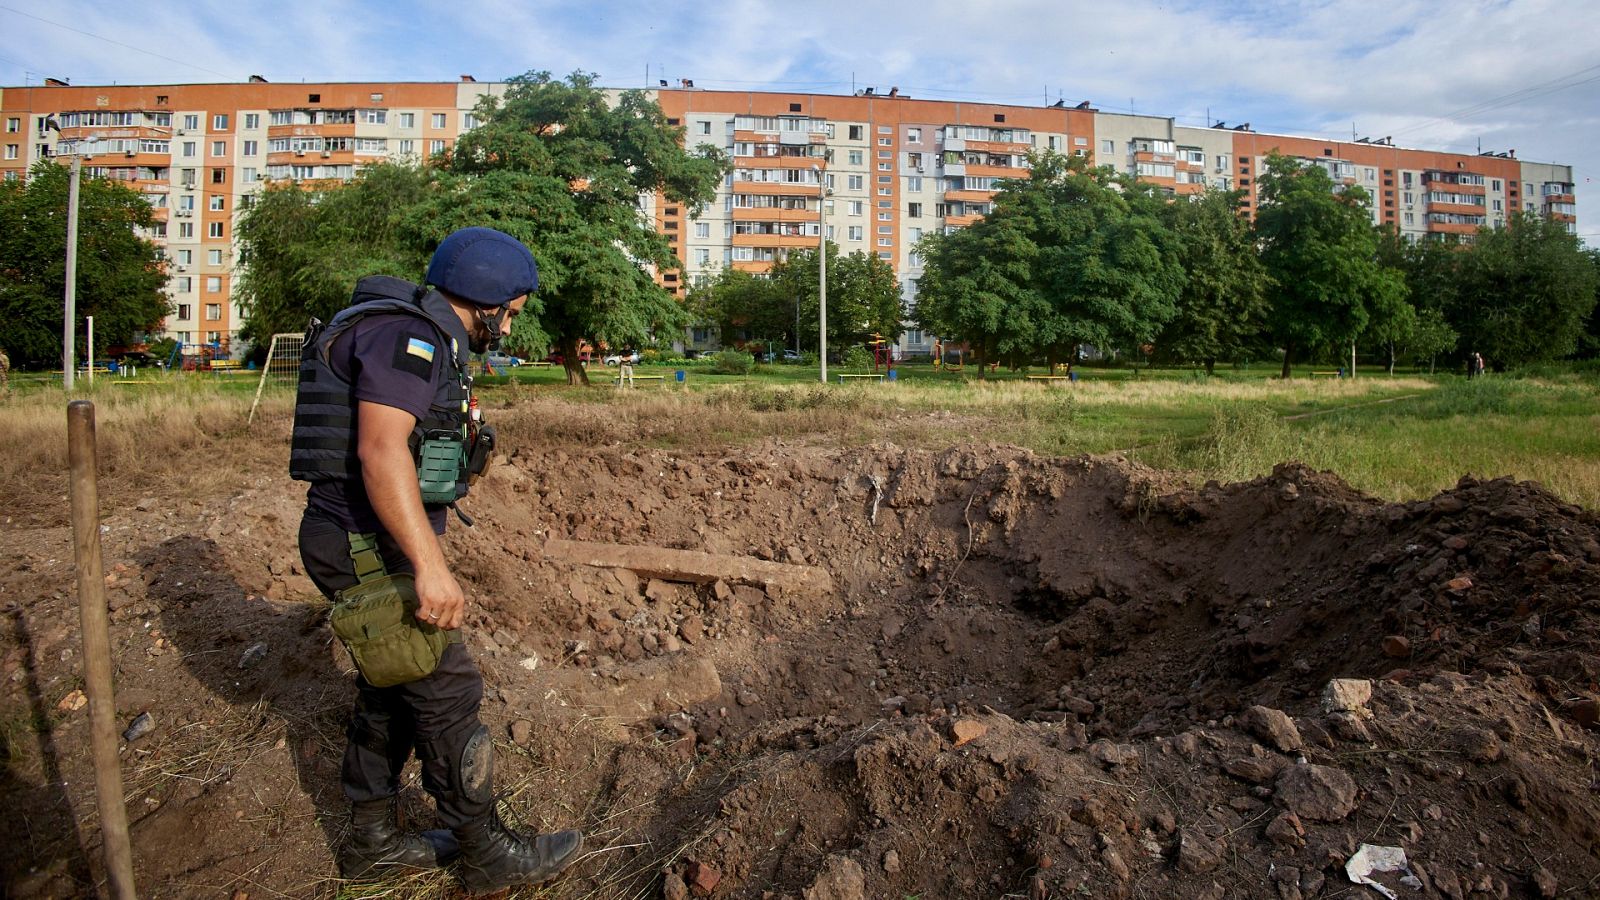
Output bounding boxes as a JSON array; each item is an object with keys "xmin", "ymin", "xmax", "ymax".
[
  {"xmin": 802, "ymin": 855, "xmax": 866, "ymax": 900},
  {"xmin": 1177, "ymin": 828, "xmax": 1224, "ymax": 874},
  {"xmin": 1381, "ymin": 635, "xmax": 1411, "ymax": 658},
  {"xmin": 1266, "ymin": 810, "xmax": 1306, "ymax": 848},
  {"xmin": 1531, "ymin": 865, "xmax": 1559, "ymax": 898},
  {"xmin": 1089, "ymin": 740, "xmax": 1139, "ymax": 768},
  {"xmin": 56, "ymin": 689, "xmax": 87, "ymax": 712},
  {"xmin": 1275, "ymin": 763, "xmax": 1359, "ymax": 822},
  {"xmin": 123, "ymin": 711, "xmax": 154, "ymax": 743},
  {"xmin": 685, "ymin": 860, "xmax": 721, "ymax": 896},
  {"xmin": 882, "ymin": 848, "xmax": 901, "ymax": 873},
  {"xmin": 1224, "ymin": 755, "xmax": 1287, "ymax": 784},
  {"xmin": 1322, "ymin": 679, "xmax": 1373, "ymax": 717},
  {"xmin": 238, "ymin": 641, "xmax": 268, "ymax": 669},
  {"xmin": 1242, "ymin": 705, "xmax": 1303, "ymax": 752},
  {"xmin": 509, "ymin": 719, "xmax": 533, "ymax": 747},
  {"xmin": 662, "ymin": 871, "xmax": 688, "ymax": 900},
  {"xmin": 950, "ymin": 719, "xmax": 987, "ymax": 746}
]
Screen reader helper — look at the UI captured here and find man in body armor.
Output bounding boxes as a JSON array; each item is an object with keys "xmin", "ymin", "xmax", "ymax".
[{"xmin": 291, "ymin": 227, "xmax": 582, "ymax": 892}]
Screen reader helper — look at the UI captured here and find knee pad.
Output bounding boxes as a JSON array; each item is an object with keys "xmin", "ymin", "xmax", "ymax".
[{"xmin": 459, "ymin": 724, "xmax": 494, "ymax": 805}]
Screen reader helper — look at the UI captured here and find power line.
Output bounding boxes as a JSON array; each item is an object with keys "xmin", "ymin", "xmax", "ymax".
[
  {"xmin": 1386, "ymin": 61, "xmax": 1600, "ymax": 140},
  {"xmin": 0, "ymin": 4, "xmax": 237, "ymax": 80}
]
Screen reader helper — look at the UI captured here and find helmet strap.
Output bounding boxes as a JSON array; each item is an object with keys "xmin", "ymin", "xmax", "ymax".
[{"xmin": 478, "ymin": 306, "xmax": 509, "ymax": 350}]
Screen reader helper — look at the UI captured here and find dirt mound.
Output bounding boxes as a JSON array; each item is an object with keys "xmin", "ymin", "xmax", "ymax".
[{"xmin": 5, "ymin": 442, "xmax": 1599, "ymax": 898}]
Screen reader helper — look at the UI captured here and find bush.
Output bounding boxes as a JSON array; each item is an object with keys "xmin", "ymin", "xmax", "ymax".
[
  {"xmin": 800, "ymin": 351, "xmax": 819, "ymax": 367},
  {"xmin": 711, "ymin": 349, "xmax": 754, "ymax": 375},
  {"xmin": 641, "ymin": 348, "xmax": 665, "ymax": 364},
  {"xmin": 841, "ymin": 347, "xmax": 873, "ymax": 369}
]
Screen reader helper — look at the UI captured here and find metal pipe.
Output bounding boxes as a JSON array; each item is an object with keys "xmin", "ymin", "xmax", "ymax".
[{"xmin": 67, "ymin": 401, "xmax": 137, "ymax": 899}]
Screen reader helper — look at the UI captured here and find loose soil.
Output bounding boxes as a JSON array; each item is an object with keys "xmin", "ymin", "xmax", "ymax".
[{"xmin": 5, "ymin": 423, "xmax": 1600, "ymax": 899}]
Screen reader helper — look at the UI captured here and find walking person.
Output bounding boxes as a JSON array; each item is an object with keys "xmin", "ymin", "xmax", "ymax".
[{"xmin": 291, "ymin": 227, "xmax": 582, "ymax": 892}]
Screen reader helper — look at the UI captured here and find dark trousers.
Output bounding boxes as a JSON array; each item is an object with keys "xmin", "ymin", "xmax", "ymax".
[{"xmin": 299, "ymin": 507, "xmax": 491, "ymax": 829}]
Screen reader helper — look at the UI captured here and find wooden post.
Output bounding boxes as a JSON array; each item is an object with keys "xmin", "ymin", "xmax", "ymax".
[{"xmin": 67, "ymin": 401, "xmax": 137, "ymax": 899}]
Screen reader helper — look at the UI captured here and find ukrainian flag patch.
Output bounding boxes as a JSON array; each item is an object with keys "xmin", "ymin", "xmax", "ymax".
[{"xmin": 407, "ymin": 338, "xmax": 435, "ymax": 362}]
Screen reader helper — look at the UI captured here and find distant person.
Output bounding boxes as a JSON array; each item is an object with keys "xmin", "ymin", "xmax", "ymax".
[
  {"xmin": 0, "ymin": 348, "xmax": 9, "ymax": 393},
  {"xmin": 290, "ymin": 227, "xmax": 582, "ymax": 891},
  {"xmin": 1475, "ymin": 352, "xmax": 1486, "ymax": 378}
]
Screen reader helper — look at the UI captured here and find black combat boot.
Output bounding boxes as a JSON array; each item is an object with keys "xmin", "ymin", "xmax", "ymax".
[
  {"xmin": 339, "ymin": 797, "xmax": 460, "ymax": 880},
  {"xmin": 455, "ymin": 809, "xmax": 583, "ymax": 893}
]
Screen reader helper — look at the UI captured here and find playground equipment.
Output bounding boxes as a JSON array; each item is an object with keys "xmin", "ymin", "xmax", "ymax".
[{"xmin": 868, "ymin": 332, "xmax": 895, "ymax": 373}]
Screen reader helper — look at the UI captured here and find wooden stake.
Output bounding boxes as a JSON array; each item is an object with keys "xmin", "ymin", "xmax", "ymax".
[{"xmin": 67, "ymin": 401, "xmax": 137, "ymax": 899}]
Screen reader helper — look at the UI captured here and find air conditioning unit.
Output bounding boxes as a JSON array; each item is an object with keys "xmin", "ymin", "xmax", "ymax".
[
  {"xmin": 321, "ymin": 150, "xmax": 331, "ymax": 158},
  {"xmin": 176, "ymin": 265, "xmax": 188, "ymax": 272},
  {"xmin": 125, "ymin": 150, "xmax": 137, "ymax": 158},
  {"xmin": 295, "ymin": 150, "xmax": 306, "ymax": 156}
]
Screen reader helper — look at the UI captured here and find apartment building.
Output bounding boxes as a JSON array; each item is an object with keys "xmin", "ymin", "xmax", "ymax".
[{"xmin": 0, "ymin": 79, "xmax": 1578, "ymax": 358}]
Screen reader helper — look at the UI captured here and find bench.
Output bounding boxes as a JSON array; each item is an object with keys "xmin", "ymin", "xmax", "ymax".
[
  {"xmin": 836, "ymin": 373, "xmax": 885, "ymax": 384},
  {"xmin": 210, "ymin": 359, "xmax": 246, "ymax": 373},
  {"xmin": 613, "ymin": 374, "xmax": 666, "ymax": 386},
  {"xmin": 1310, "ymin": 371, "xmax": 1342, "ymax": 378},
  {"xmin": 524, "ymin": 360, "xmax": 553, "ymax": 367},
  {"xmin": 1026, "ymin": 374, "xmax": 1078, "ymax": 382}
]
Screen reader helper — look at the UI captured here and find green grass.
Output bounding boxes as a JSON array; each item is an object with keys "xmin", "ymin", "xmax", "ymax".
[{"xmin": 9, "ymin": 361, "xmax": 1597, "ymax": 509}]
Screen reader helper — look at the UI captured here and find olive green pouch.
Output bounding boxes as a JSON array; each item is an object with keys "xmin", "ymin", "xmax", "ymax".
[
  {"xmin": 417, "ymin": 430, "xmax": 465, "ymax": 504},
  {"xmin": 330, "ymin": 573, "xmax": 453, "ymax": 687}
]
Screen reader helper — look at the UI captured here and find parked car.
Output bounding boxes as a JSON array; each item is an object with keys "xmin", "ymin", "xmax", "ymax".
[
  {"xmin": 484, "ymin": 351, "xmax": 521, "ymax": 368},
  {"xmin": 603, "ymin": 350, "xmax": 641, "ymax": 366},
  {"xmin": 781, "ymin": 349, "xmax": 801, "ymax": 362}
]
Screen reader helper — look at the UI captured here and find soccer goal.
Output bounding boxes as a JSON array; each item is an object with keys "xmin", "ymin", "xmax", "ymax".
[{"xmin": 246, "ymin": 332, "xmax": 305, "ymax": 425}]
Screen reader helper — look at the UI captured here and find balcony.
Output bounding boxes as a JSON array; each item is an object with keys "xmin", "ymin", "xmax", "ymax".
[
  {"xmin": 943, "ymin": 188, "xmax": 994, "ymax": 204},
  {"xmin": 731, "ymin": 206, "xmax": 818, "ymax": 222}
]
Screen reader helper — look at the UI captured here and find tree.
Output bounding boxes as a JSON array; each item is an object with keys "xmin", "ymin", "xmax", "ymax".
[
  {"xmin": 421, "ymin": 71, "xmax": 728, "ymax": 383},
  {"xmin": 235, "ymin": 162, "xmax": 435, "ymax": 352},
  {"xmin": 915, "ymin": 152, "xmax": 1183, "ymax": 376},
  {"xmin": 770, "ymin": 244, "xmax": 903, "ymax": 355},
  {"xmin": 685, "ymin": 266, "xmax": 785, "ymax": 348},
  {"xmin": 1255, "ymin": 153, "xmax": 1405, "ymax": 378},
  {"xmin": 1155, "ymin": 188, "xmax": 1270, "ymax": 373},
  {"xmin": 1447, "ymin": 212, "xmax": 1597, "ymax": 366},
  {"xmin": 0, "ymin": 162, "xmax": 170, "ymax": 367}
]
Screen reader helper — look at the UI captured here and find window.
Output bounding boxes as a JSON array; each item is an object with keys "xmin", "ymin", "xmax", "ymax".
[
  {"xmin": 212, "ymin": 141, "xmax": 226, "ymax": 157},
  {"xmin": 182, "ymin": 141, "xmax": 196, "ymax": 157},
  {"xmin": 397, "ymin": 139, "xmax": 414, "ymax": 155},
  {"xmin": 878, "ymin": 162, "xmax": 891, "ymax": 171},
  {"xmin": 848, "ymin": 175, "xmax": 863, "ymax": 190},
  {"xmin": 206, "ymin": 276, "xmax": 221, "ymax": 293},
  {"xmin": 206, "ymin": 303, "xmax": 222, "ymax": 321},
  {"xmin": 177, "ymin": 303, "xmax": 192, "ymax": 318},
  {"xmin": 429, "ymin": 139, "xmax": 445, "ymax": 154},
  {"xmin": 431, "ymin": 113, "xmax": 447, "ymax": 128},
  {"xmin": 208, "ymin": 222, "xmax": 224, "ymax": 238},
  {"xmin": 877, "ymin": 237, "xmax": 892, "ymax": 246},
  {"xmin": 907, "ymin": 127, "xmax": 921, "ymax": 143},
  {"xmin": 244, "ymin": 113, "xmax": 259, "ymax": 129},
  {"xmin": 878, "ymin": 137, "xmax": 892, "ymax": 146},
  {"xmin": 848, "ymin": 201, "xmax": 863, "ymax": 215},
  {"xmin": 2, "ymin": 144, "xmax": 16, "ymax": 160},
  {"xmin": 847, "ymin": 226, "xmax": 863, "ymax": 240},
  {"xmin": 907, "ymin": 176, "xmax": 922, "ymax": 192},
  {"xmin": 242, "ymin": 167, "xmax": 258, "ymax": 182},
  {"xmin": 178, "ymin": 222, "xmax": 194, "ymax": 238},
  {"xmin": 1048, "ymin": 136, "xmax": 1060, "ymax": 150},
  {"xmin": 878, "ymin": 175, "xmax": 892, "ymax": 183},
  {"xmin": 5, "ymin": 118, "xmax": 18, "ymax": 132},
  {"xmin": 364, "ymin": 109, "xmax": 387, "ymax": 124},
  {"xmin": 907, "ymin": 202, "xmax": 922, "ymax": 218},
  {"xmin": 462, "ymin": 113, "xmax": 480, "ymax": 130},
  {"xmin": 209, "ymin": 195, "xmax": 224, "ymax": 210},
  {"xmin": 183, "ymin": 114, "xmax": 199, "ymax": 130},
  {"xmin": 1403, "ymin": 192, "xmax": 1413, "ymax": 205},
  {"xmin": 242, "ymin": 140, "xmax": 258, "ymax": 156},
  {"xmin": 179, "ymin": 194, "xmax": 195, "ymax": 210},
  {"xmin": 1491, "ymin": 179, "xmax": 1501, "ymax": 191},
  {"xmin": 699, "ymin": 121, "xmax": 711, "ymax": 135},
  {"xmin": 878, "ymin": 211, "xmax": 892, "ymax": 221},
  {"xmin": 1074, "ymin": 136, "xmax": 1087, "ymax": 146},
  {"xmin": 848, "ymin": 125, "xmax": 863, "ymax": 140},
  {"xmin": 693, "ymin": 248, "xmax": 710, "ymax": 265},
  {"xmin": 212, "ymin": 168, "xmax": 225, "ymax": 184},
  {"xmin": 694, "ymin": 222, "xmax": 710, "ymax": 238},
  {"xmin": 1101, "ymin": 139, "xmax": 1114, "ymax": 154},
  {"xmin": 848, "ymin": 150, "xmax": 863, "ymax": 165},
  {"xmin": 400, "ymin": 112, "xmax": 415, "ymax": 129},
  {"xmin": 877, "ymin": 225, "xmax": 892, "ymax": 234},
  {"xmin": 878, "ymin": 187, "xmax": 891, "ymax": 196},
  {"xmin": 213, "ymin": 114, "xmax": 228, "ymax": 130}
]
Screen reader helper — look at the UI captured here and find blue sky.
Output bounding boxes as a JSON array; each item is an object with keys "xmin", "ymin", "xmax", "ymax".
[{"xmin": 2, "ymin": 0, "xmax": 1595, "ymax": 244}]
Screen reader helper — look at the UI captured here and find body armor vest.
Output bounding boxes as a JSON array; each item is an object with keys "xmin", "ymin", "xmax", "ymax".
[{"xmin": 289, "ymin": 276, "xmax": 473, "ymax": 503}]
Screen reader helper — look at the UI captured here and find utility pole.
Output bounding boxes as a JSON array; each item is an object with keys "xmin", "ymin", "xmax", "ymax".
[
  {"xmin": 64, "ymin": 150, "xmax": 83, "ymax": 390},
  {"xmin": 813, "ymin": 163, "xmax": 828, "ymax": 384}
]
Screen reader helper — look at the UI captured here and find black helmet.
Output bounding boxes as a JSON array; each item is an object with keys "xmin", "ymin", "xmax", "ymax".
[{"xmin": 425, "ymin": 227, "xmax": 538, "ymax": 307}]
